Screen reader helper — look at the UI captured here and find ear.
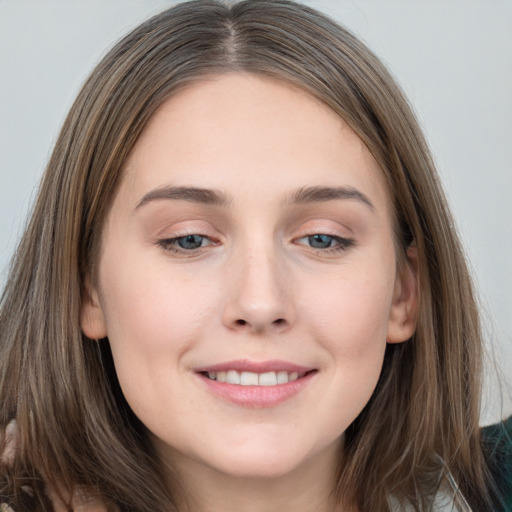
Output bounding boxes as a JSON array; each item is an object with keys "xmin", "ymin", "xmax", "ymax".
[
  {"xmin": 387, "ymin": 245, "xmax": 419, "ymax": 344},
  {"xmin": 81, "ymin": 277, "xmax": 108, "ymax": 339}
]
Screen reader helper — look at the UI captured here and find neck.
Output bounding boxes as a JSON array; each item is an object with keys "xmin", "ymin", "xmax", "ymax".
[{"xmin": 160, "ymin": 443, "xmax": 357, "ymax": 512}]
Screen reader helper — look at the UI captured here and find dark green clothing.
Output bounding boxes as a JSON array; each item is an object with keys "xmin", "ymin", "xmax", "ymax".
[{"xmin": 483, "ymin": 415, "xmax": 512, "ymax": 511}]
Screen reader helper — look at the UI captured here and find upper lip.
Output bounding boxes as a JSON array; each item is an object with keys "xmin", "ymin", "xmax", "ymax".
[{"xmin": 194, "ymin": 359, "xmax": 314, "ymax": 374}]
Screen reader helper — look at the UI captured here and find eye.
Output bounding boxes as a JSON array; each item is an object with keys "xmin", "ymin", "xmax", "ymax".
[
  {"xmin": 157, "ymin": 234, "xmax": 217, "ymax": 254},
  {"xmin": 296, "ymin": 234, "xmax": 355, "ymax": 252}
]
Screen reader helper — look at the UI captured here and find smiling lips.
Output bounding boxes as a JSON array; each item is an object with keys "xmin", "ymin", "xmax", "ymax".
[{"xmin": 196, "ymin": 360, "xmax": 316, "ymax": 407}]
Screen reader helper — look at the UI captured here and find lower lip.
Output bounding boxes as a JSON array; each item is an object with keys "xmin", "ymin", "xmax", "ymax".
[{"xmin": 197, "ymin": 372, "xmax": 316, "ymax": 408}]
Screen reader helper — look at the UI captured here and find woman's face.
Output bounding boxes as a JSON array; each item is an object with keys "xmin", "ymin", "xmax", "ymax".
[{"xmin": 82, "ymin": 73, "xmax": 417, "ymax": 483}]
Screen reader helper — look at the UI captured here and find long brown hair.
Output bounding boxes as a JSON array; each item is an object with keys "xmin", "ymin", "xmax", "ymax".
[{"xmin": 0, "ymin": 0, "xmax": 496, "ymax": 510}]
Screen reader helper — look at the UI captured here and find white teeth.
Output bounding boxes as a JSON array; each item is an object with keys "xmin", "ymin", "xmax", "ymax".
[
  {"xmin": 258, "ymin": 371, "xmax": 277, "ymax": 386},
  {"xmin": 277, "ymin": 371, "xmax": 289, "ymax": 384},
  {"xmin": 226, "ymin": 370, "xmax": 240, "ymax": 384},
  {"xmin": 240, "ymin": 371, "xmax": 259, "ymax": 386},
  {"xmin": 204, "ymin": 369, "xmax": 307, "ymax": 386}
]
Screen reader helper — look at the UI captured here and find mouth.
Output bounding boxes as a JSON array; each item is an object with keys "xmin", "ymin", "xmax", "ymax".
[
  {"xmin": 194, "ymin": 360, "xmax": 317, "ymax": 407},
  {"xmin": 200, "ymin": 369, "xmax": 315, "ymax": 386}
]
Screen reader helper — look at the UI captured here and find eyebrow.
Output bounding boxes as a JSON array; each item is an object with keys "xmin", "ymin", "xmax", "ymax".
[
  {"xmin": 135, "ymin": 185, "xmax": 375, "ymax": 212},
  {"xmin": 286, "ymin": 186, "xmax": 375, "ymax": 212},
  {"xmin": 136, "ymin": 186, "xmax": 232, "ymax": 209}
]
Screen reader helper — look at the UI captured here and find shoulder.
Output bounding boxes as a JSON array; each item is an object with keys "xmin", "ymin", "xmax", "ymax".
[
  {"xmin": 482, "ymin": 416, "xmax": 512, "ymax": 511},
  {"xmin": 1, "ymin": 420, "xmax": 107, "ymax": 512}
]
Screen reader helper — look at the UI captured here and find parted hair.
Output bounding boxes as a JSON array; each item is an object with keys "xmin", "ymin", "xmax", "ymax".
[{"xmin": 0, "ymin": 0, "xmax": 497, "ymax": 510}]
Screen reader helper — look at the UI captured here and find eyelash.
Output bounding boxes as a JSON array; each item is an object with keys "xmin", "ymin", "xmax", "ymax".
[
  {"xmin": 295, "ymin": 234, "xmax": 355, "ymax": 253},
  {"xmin": 157, "ymin": 234, "xmax": 218, "ymax": 255},
  {"xmin": 157, "ymin": 233, "xmax": 355, "ymax": 256}
]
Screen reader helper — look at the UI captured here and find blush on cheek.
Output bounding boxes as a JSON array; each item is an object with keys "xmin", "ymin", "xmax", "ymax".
[{"xmin": 307, "ymin": 286, "xmax": 391, "ymax": 353}]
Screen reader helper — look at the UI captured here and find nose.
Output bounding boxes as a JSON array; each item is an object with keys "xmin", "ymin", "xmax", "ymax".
[{"xmin": 221, "ymin": 244, "xmax": 295, "ymax": 335}]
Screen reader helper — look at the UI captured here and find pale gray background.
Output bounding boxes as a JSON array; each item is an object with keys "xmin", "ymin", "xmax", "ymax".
[{"xmin": 1, "ymin": 0, "xmax": 511, "ymax": 424}]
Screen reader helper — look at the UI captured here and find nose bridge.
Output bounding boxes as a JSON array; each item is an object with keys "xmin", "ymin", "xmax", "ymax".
[
  {"xmin": 222, "ymin": 235, "xmax": 293, "ymax": 333},
  {"xmin": 242, "ymin": 245, "xmax": 281, "ymax": 304}
]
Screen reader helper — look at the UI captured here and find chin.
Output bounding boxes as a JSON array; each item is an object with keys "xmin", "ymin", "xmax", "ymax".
[
  {"xmin": 207, "ymin": 453, "xmax": 309, "ymax": 480},
  {"xmin": 196, "ymin": 433, "xmax": 334, "ymax": 481}
]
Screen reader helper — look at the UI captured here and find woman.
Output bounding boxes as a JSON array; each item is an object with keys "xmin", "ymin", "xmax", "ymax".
[{"xmin": 0, "ymin": 1, "xmax": 510, "ymax": 510}]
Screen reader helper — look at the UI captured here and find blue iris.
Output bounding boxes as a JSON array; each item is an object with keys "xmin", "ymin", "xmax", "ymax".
[
  {"xmin": 308, "ymin": 234, "xmax": 334, "ymax": 249},
  {"xmin": 177, "ymin": 234, "xmax": 205, "ymax": 249}
]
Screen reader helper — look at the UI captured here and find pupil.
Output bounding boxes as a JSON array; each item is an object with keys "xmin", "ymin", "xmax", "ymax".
[
  {"xmin": 178, "ymin": 235, "xmax": 203, "ymax": 249},
  {"xmin": 309, "ymin": 234, "xmax": 332, "ymax": 248}
]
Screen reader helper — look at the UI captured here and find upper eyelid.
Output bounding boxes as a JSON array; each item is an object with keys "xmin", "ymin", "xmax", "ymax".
[
  {"xmin": 289, "ymin": 216, "xmax": 353, "ymax": 231},
  {"xmin": 156, "ymin": 224, "xmax": 219, "ymax": 239},
  {"xmin": 290, "ymin": 225, "xmax": 352, "ymax": 241},
  {"xmin": 153, "ymin": 217, "xmax": 354, "ymax": 242}
]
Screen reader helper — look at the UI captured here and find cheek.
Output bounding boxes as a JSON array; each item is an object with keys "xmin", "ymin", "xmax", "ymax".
[
  {"xmin": 303, "ymin": 264, "xmax": 395, "ymax": 353},
  {"xmin": 97, "ymin": 258, "xmax": 225, "ymax": 429},
  {"xmin": 324, "ymin": 279, "xmax": 390, "ymax": 376},
  {"xmin": 298, "ymin": 263, "xmax": 395, "ymax": 418},
  {"xmin": 98, "ymin": 254, "xmax": 219, "ymax": 382}
]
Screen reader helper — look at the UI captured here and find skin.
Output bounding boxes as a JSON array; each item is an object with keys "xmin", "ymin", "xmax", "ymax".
[{"xmin": 82, "ymin": 73, "xmax": 418, "ymax": 512}]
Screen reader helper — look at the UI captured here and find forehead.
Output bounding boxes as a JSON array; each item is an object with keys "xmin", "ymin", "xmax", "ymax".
[{"xmin": 119, "ymin": 73, "xmax": 390, "ymax": 213}]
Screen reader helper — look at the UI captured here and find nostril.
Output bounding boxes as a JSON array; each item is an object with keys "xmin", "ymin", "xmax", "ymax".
[{"xmin": 232, "ymin": 318, "xmax": 287, "ymax": 330}]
